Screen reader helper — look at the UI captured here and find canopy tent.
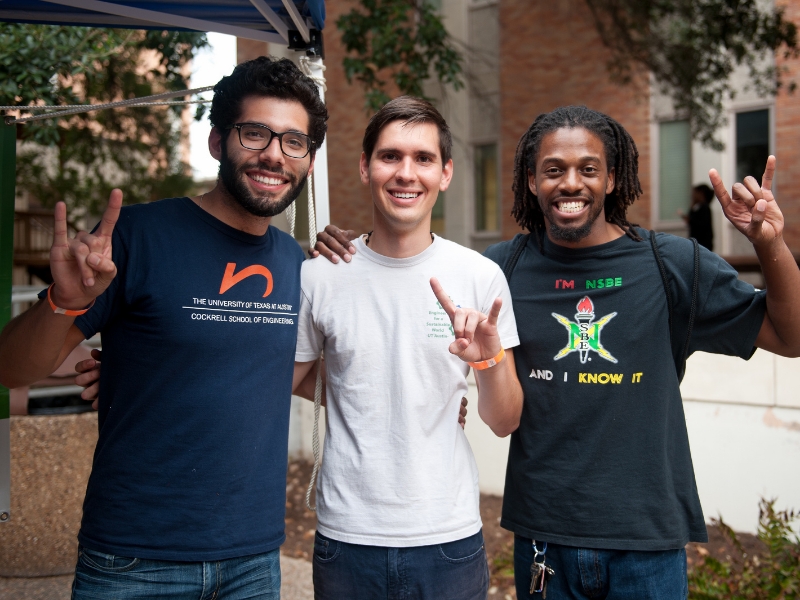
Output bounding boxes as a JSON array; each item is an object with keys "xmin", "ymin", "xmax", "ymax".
[{"xmin": 0, "ymin": 0, "xmax": 330, "ymax": 523}]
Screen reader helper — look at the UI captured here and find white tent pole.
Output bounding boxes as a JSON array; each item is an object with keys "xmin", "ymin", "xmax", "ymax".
[{"xmin": 281, "ymin": 0, "xmax": 311, "ymax": 43}]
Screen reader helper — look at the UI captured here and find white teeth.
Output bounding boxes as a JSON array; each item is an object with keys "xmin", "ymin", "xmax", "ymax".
[
  {"xmin": 393, "ymin": 192, "xmax": 421, "ymax": 199},
  {"xmin": 558, "ymin": 201, "xmax": 586, "ymax": 213},
  {"xmin": 251, "ymin": 174, "xmax": 284, "ymax": 185}
]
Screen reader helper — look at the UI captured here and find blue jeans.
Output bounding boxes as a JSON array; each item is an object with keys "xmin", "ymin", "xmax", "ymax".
[
  {"xmin": 71, "ymin": 545, "xmax": 281, "ymax": 599},
  {"xmin": 313, "ymin": 529, "xmax": 489, "ymax": 600},
  {"xmin": 514, "ymin": 536, "xmax": 688, "ymax": 600}
]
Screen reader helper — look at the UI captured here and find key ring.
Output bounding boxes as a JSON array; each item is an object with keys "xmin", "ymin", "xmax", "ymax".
[{"xmin": 532, "ymin": 540, "xmax": 548, "ymax": 564}]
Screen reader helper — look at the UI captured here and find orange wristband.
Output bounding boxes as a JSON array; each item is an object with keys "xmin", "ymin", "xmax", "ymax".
[
  {"xmin": 468, "ymin": 347, "xmax": 506, "ymax": 371},
  {"xmin": 46, "ymin": 284, "xmax": 94, "ymax": 316}
]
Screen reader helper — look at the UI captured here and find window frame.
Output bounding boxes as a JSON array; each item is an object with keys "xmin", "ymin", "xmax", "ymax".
[{"xmin": 652, "ymin": 118, "xmax": 693, "ymax": 230}]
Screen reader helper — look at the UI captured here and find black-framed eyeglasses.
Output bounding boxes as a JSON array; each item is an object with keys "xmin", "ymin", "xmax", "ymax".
[{"xmin": 230, "ymin": 123, "xmax": 313, "ymax": 159}]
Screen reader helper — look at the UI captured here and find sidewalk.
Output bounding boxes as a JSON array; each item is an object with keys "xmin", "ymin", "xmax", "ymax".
[{"xmin": 0, "ymin": 553, "xmax": 313, "ymax": 600}]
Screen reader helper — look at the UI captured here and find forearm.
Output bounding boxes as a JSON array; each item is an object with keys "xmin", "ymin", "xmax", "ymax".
[
  {"xmin": 475, "ymin": 351, "xmax": 523, "ymax": 437},
  {"xmin": 757, "ymin": 238, "xmax": 800, "ymax": 354},
  {"xmin": 0, "ymin": 299, "xmax": 82, "ymax": 388},
  {"xmin": 292, "ymin": 359, "xmax": 327, "ymax": 405}
]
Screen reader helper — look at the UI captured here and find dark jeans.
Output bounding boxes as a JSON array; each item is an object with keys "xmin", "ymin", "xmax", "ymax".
[
  {"xmin": 313, "ymin": 529, "xmax": 489, "ymax": 600},
  {"xmin": 514, "ymin": 535, "xmax": 688, "ymax": 600},
  {"xmin": 71, "ymin": 545, "xmax": 281, "ymax": 600}
]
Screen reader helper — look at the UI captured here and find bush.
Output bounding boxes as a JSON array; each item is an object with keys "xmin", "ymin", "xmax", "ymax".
[{"xmin": 689, "ymin": 498, "xmax": 799, "ymax": 599}]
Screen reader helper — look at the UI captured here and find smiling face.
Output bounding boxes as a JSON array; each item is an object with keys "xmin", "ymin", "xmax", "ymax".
[
  {"xmin": 528, "ymin": 127, "xmax": 617, "ymax": 248},
  {"xmin": 361, "ymin": 120, "xmax": 453, "ymax": 234},
  {"xmin": 211, "ymin": 95, "xmax": 313, "ymax": 218}
]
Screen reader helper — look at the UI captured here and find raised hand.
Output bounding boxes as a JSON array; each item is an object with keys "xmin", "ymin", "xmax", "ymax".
[
  {"xmin": 709, "ymin": 156, "xmax": 784, "ymax": 248},
  {"xmin": 49, "ymin": 190, "xmax": 122, "ymax": 310},
  {"xmin": 309, "ymin": 223, "xmax": 358, "ymax": 263},
  {"xmin": 430, "ymin": 277, "xmax": 503, "ymax": 364}
]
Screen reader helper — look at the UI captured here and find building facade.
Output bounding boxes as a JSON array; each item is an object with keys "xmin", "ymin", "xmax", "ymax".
[{"xmin": 243, "ymin": 0, "xmax": 800, "ymax": 533}]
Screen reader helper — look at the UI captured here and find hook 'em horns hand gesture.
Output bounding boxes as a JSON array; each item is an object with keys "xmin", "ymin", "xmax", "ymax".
[
  {"xmin": 49, "ymin": 189, "xmax": 122, "ymax": 311},
  {"xmin": 709, "ymin": 155, "xmax": 783, "ymax": 249},
  {"xmin": 429, "ymin": 277, "xmax": 503, "ymax": 364}
]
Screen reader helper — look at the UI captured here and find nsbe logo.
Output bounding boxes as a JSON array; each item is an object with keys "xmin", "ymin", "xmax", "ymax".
[
  {"xmin": 219, "ymin": 263, "xmax": 273, "ymax": 297},
  {"xmin": 552, "ymin": 296, "xmax": 617, "ymax": 364}
]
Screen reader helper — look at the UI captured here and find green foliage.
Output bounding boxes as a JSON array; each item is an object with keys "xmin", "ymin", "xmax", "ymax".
[
  {"xmin": 0, "ymin": 24, "xmax": 207, "ymax": 215},
  {"xmin": 689, "ymin": 499, "xmax": 800, "ymax": 599},
  {"xmin": 584, "ymin": 0, "xmax": 799, "ymax": 150},
  {"xmin": 336, "ymin": 0, "xmax": 464, "ymax": 112}
]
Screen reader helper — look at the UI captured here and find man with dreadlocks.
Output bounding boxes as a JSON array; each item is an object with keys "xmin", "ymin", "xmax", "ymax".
[{"xmin": 479, "ymin": 105, "xmax": 800, "ymax": 599}]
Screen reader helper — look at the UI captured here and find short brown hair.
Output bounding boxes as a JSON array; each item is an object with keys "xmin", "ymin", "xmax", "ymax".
[{"xmin": 362, "ymin": 96, "xmax": 452, "ymax": 164}]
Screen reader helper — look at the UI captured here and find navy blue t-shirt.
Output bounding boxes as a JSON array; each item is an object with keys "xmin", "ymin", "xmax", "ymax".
[
  {"xmin": 72, "ymin": 197, "xmax": 304, "ymax": 561},
  {"xmin": 485, "ymin": 229, "xmax": 766, "ymax": 551}
]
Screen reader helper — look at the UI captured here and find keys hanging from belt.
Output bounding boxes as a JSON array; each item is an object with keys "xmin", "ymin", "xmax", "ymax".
[{"xmin": 529, "ymin": 540, "xmax": 554, "ymax": 598}]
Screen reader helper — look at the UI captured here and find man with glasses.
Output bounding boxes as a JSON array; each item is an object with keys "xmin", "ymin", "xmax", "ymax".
[{"xmin": 0, "ymin": 56, "xmax": 326, "ymax": 599}]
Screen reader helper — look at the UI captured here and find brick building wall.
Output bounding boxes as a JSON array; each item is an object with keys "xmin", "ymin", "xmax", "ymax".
[
  {"xmin": 775, "ymin": 0, "xmax": 800, "ymax": 252},
  {"xmin": 498, "ymin": 0, "xmax": 652, "ymax": 241},
  {"xmin": 318, "ymin": 0, "xmax": 375, "ymax": 236}
]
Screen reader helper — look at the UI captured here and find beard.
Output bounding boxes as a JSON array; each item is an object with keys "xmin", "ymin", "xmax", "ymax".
[
  {"xmin": 218, "ymin": 144, "xmax": 308, "ymax": 218},
  {"xmin": 543, "ymin": 195, "xmax": 605, "ymax": 243}
]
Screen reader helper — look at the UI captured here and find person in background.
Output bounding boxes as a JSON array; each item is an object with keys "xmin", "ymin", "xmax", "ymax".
[{"xmin": 682, "ymin": 183, "xmax": 715, "ymax": 250}]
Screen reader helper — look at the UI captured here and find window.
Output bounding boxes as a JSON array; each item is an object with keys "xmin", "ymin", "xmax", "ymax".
[
  {"xmin": 736, "ymin": 109, "xmax": 770, "ymax": 183},
  {"xmin": 469, "ymin": 1, "xmax": 500, "ymax": 240},
  {"xmin": 474, "ymin": 144, "xmax": 499, "ymax": 231},
  {"xmin": 658, "ymin": 120, "xmax": 692, "ymax": 222}
]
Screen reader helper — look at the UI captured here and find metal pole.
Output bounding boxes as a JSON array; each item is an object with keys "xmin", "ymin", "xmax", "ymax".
[{"xmin": 0, "ymin": 123, "xmax": 15, "ymax": 523}]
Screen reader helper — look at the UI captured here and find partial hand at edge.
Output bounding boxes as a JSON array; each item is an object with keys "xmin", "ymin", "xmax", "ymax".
[{"xmin": 74, "ymin": 348, "xmax": 101, "ymax": 410}]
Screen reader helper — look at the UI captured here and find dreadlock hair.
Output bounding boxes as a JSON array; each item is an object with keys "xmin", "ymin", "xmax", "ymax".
[{"xmin": 511, "ymin": 106, "xmax": 643, "ymax": 246}]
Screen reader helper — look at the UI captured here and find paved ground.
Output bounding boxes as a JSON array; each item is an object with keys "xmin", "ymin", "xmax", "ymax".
[{"xmin": 0, "ymin": 553, "xmax": 313, "ymax": 600}]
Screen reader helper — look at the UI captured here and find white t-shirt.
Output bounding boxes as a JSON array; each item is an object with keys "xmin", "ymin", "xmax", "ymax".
[{"xmin": 295, "ymin": 235, "xmax": 520, "ymax": 547}]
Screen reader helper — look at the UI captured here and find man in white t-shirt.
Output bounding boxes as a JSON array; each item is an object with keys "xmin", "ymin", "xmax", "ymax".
[{"xmin": 291, "ymin": 96, "xmax": 524, "ymax": 599}]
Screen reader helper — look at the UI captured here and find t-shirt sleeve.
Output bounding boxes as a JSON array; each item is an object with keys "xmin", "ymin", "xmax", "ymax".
[
  {"xmin": 482, "ymin": 265, "xmax": 520, "ymax": 350},
  {"xmin": 691, "ymin": 248, "xmax": 766, "ymax": 359},
  {"xmin": 483, "ymin": 236, "xmax": 519, "ymax": 270},
  {"xmin": 295, "ymin": 275, "xmax": 324, "ymax": 363},
  {"xmin": 663, "ymin": 238, "xmax": 766, "ymax": 360}
]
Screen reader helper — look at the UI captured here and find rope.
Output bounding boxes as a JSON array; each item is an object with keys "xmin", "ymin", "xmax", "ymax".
[
  {"xmin": 307, "ymin": 172, "xmax": 318, "ymax": 247},
  {"xmin": 304, "ymin": 357, "xmax": 323, "ymax": 511},
  {"xmin": 4, "ymin": 85, "xmax": 215, "ymax": 125},
  {"xmin": 298, "ymin": 56, "xmax": 327, "ymax": 93},
  {"xmin": 0, "ymin": 99, "xmax": 211, "ymax": 111},
  {"xmin": 286, "ymin": 201, "xmax": 296, "ymax": 239},
  {"xmin": 303, "ymin": 168, "xmax": 323, "ymax": 512},
  {"xmin": 298, "ymin": 55, "xmax": 325, "ymax": 511}
]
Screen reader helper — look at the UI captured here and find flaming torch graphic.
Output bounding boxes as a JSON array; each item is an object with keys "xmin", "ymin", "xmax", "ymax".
[{"xmin": 575, "ymin": 296, "xmax": 595, "ymax": 363}]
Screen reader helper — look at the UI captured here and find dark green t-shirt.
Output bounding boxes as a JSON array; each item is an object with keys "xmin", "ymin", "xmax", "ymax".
[{"xmin": 484, "ymin": 228, "xmax": 766, "ymax": 551}]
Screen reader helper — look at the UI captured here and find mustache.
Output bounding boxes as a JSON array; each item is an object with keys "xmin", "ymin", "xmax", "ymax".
[
  {"xmin": 240, "ymin": 162, "xmax": 294, "ymax": 180},
  {"xmin": 551, "ymin": 194, "xmax": 592, "ymax": 202}
]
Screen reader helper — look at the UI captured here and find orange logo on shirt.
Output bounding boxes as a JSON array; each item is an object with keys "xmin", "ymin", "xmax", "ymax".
[{"xmin": 219, "ymin": 263, "xmax": 274, "ymax": 297}]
